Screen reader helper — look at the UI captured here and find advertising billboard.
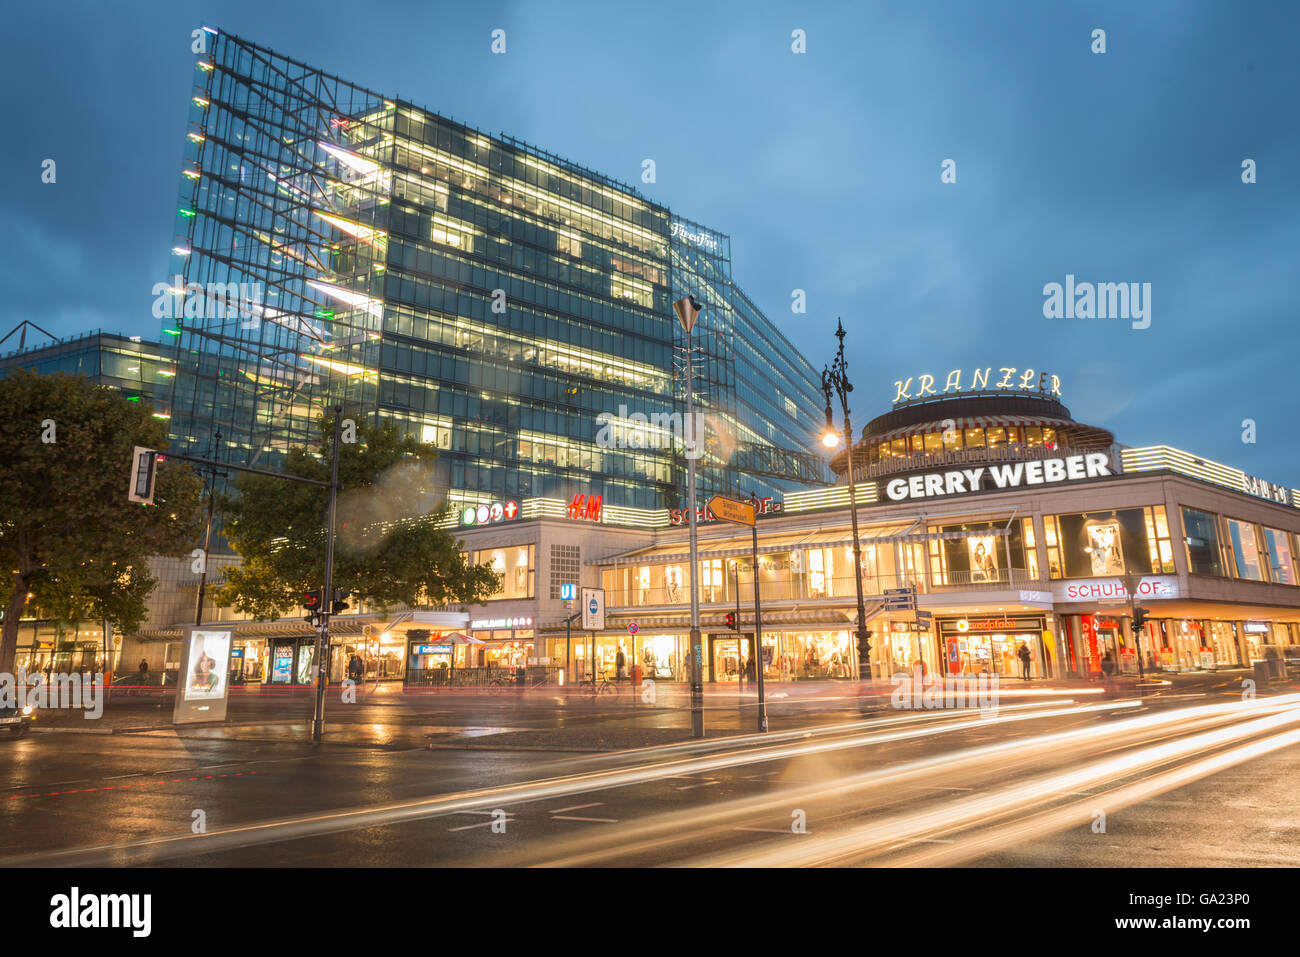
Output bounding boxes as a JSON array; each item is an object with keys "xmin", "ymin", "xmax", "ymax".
[{"xmin": 172, "ymin": 628, "xmax": 233, "ymax": 724}]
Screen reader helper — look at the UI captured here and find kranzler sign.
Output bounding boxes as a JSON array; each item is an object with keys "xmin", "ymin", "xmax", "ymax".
[{"xmin": 884, "ymin": 453, "xmax": 1112, "ymax": 502}]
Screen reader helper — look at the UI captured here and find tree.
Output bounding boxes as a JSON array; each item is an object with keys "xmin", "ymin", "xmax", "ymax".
[
  {"xmin": 215, "ymin": 412, "xmax": 499, "ymax": 619},
  {"xmin": 0, "ymin": 370, "xmax": 204, "ymax": 672}
]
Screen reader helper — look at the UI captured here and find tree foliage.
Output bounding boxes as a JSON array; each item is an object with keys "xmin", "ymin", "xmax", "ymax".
[
  {"xmin": 215, "ymin": 412, "xmax": 499, "ymax": 620},
  {"xmin": 0, "ymin": 370, "xmax": 204, "ymax": 671}
]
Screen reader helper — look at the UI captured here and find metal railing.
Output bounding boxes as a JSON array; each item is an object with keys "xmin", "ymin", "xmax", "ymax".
[{"xmin": 862, "ymin": 443, "xmax": 1099, "ymax": 478}]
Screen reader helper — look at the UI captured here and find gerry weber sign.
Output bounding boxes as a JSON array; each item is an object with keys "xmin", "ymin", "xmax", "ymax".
[
  {"xmin": 884, "ymin": 453, "xmax": 1112, "ymax": 501},
  {"xmin": 893, "ymin": 367, "xmax": 1061, "ymax": 404}
]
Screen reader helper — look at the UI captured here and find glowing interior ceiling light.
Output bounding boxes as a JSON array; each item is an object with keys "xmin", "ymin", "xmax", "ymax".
[
  {"xmin": 318, "ymin": 141, "xmax": 380, "ymax": 175},
  {"xmin": 313, "ymin": 211, "xmax": 386, "ymax": 245},
  {"xmin": 305, "ymin": 355, "xmax": 378, "ymax": 379},
  {"xmin": 307, "ymin": 280, "xmax": 383, "ymax": 318},
  {"xmin": 192, "ymin": 97, "xmax": 209, "ymax": 108},
  {"xmin": 182, "ymin": 169, "xmax": 200, "ymax": 179},
  {"xmin": 187, "ymin": 132, "xmax": 206, "ymax": 142},
  {"xmin": 198, "ymin": 61, "xmax": 214, "ymax": 71},
  {"xmin": 172, "ymin": 247, "xmax": 191, "ymax": 256}
]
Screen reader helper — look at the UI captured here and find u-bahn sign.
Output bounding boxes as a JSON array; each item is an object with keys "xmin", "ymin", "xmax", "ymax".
[{"xmin": 883, "ymin": 453, "xmax": 1112, "ymax": 502}]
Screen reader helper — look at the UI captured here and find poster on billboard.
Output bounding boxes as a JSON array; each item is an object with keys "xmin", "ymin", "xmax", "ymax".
[
  {"xmin": 1082, "ymin": 519, "xmax": 1125, "ymax": 576},
  {"xmin": 966, "ymin": 535, "xmax": 999, "ymax": 582},
  {"xmin": 172, "ymin": 628, "xmax": 233, "ymax": 724}
]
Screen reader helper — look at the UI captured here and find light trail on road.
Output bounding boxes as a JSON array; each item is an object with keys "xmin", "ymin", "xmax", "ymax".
[{"xmin": 0, "ymin": 697, "xmax": 1130, "ymax": 866}]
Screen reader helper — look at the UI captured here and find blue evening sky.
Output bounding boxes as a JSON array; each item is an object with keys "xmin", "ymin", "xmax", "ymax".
[{"xmin": 2, "ymin": 1, "xmax": 1296, "ymax": 483}]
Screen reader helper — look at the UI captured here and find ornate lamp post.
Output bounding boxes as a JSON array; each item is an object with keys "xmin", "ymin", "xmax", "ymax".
[{"xmin": 821, "ymin": 319, "xmax": 872, "ymax": 682}]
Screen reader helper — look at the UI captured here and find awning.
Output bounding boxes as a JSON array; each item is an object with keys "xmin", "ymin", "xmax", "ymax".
[
  {"xmin": 538, "ymin": 607, "xmax": 857, "ymax": 634},
  {"xmin": 589, "ymin": 518, "xmax": 1015, "ymax": 568},
  {"xmin": 440, "ymin": 632, "xmax": 484, "ymax": 645}
]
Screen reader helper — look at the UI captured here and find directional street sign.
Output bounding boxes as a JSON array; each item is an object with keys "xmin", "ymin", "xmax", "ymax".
[
  {"xmin": 883, "ymin": 586, "xmax": 917, "ymax": 611},
  {"xmin": 915, "ymin": 610, "xmax": 933, "ymax": 627},
  {"xmin": 706, "ymin": 495, "xmax": 756, "ymax": 527}
]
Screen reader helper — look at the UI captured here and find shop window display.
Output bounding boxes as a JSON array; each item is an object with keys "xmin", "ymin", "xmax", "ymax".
[
  {"xmin": 1047, "ymin": 507, "xmax": 1169, "ymax": 579},
  {"xmin": 474, "ymin": 544, "xmax": 534, "ymax": 600}
]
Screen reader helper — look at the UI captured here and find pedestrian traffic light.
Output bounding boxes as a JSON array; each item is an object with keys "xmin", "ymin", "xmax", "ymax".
[
  {"xmin": 331, "ymin": 588, "xmax": 350, "ymax": 615},
  {"xmin": 301, "ymin": 589, "xmax": 322, "ymax": 615},
  {"xmin": 724, "ymin": 611, "xmax": 737, "ymax": 632},
  {"xmin": 1131, "ymin": 606, "xmax": 1150, "ymax": 632}
]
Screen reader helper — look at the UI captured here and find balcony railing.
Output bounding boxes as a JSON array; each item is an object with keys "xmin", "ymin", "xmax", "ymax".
[{"xmin": 861, "ymin": 443, "xmax": 1105, "ymax": 478}]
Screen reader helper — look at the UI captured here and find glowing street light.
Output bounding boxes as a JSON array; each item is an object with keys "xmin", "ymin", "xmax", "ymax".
[{"xmin": 821, "ymin": 318, "xmax": 872, "ymax": 684}]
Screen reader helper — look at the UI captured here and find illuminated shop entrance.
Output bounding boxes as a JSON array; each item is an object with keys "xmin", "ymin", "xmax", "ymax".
[
  {"xmin": 939, "ymin": 616, "xmax": 1044, "ymax": 677},
  {"xmin": 708, "ymin": 635, "xmax": 752, "ymax": 683}
]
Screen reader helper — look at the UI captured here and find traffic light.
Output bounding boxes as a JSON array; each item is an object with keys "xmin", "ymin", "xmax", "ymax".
[
  {"xmin": 331, "ymin": 588, "xmax": 350, "ymax": 615},
  {"xmin": 724, "ymin": 611, "xmax": 738, "ymax": 632},
  {"xmin": 1131, "ymin": 606, "xmax": 1150, "ymax": 633},
  {"xmin": 127, "ymin": 446, "xmax": 158, "ymax": 504},
  {"xmin": 301, "ymin": 589, "xmax": 322, "ymax": 617}
]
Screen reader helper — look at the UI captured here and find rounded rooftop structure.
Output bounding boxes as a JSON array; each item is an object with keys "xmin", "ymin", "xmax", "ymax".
[{"xmin": 829, "ymin": 388, "xmax": 1115, "ymax": 482}]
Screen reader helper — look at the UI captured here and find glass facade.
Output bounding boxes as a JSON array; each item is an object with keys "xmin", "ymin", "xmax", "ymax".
[
  {"xmin": 165, "ymin": 32, "xmax": 828, "ymax": 516},
  {"xmin": 1182, "ymin": 507, "xmax": 1300, "ymax": 585},
  {"xmin": 0, "ymin": 332, "xmax": 168, "ymax": 407}
]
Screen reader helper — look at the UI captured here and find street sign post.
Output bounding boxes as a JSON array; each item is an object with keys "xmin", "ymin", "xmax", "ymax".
[
  {"xmin": 709, "ymin": 495, "xmax": 767, "ymax": 732},
  {"xmin": 581, "ymin": 587, "xmax": 605, "ymax": 630},
  {"xmin": 883, "ymin": 586, "xmax": 917, "ymax": 612},
  {"xmin": 706, "ymin": 495, "xmax": 755, "ymax": 527}
]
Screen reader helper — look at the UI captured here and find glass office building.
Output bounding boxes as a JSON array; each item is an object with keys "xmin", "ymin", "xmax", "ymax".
[
  {"xmin": 164, "ymin": 30, "xmax": 828, "ymax": 512},
  {"xmin": 0, "ymin": 330, "xmax": 168, "ymax": 406}
]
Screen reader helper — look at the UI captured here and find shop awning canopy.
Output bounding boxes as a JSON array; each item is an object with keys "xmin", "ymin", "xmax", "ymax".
[
  {"xmin": 590, "ymin": 518, "xmax": 1014, "ymax": 568},
  {"xmin": 538, "ymin": 607, "xmax": 857, "ymax": 635},
  {"xmin": 438, "ymin": 632, "xmax": 484, "ymax": 644}
]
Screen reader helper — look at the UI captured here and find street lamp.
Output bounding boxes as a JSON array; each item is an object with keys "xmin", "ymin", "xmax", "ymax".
[
  {"xmin": 673, "ymin": 294, "xmax": 706, "ymax": 737},
  {"xmin": 821, "ymin": 318, "xmax": 872, "ymax": 683}
]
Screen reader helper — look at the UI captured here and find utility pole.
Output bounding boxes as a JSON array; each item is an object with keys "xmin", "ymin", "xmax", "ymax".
[
  {"xmin": 311, "ymin": 407, "xmax": 343, "ymax": 743},
  {"xmin": 746, "ymin": 493, "xmax": 768, "ymax": 733},
  {"xmin": 674, "ymin": 295, "xmax": 705, "ymax": 738},
  {"xmin": 194, "ymin": 431, "xmax": 224, "ymax": 627}
]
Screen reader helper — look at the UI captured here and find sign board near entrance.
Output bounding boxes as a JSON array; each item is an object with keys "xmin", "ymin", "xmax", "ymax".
[
  {"xmin": 1055, "ymin": 576, "xmax": 1179, "ymax": 603},
  {"xmin": 706, "ymin": 495, "xmax": 755, "ymax": 527},
  {"xmin": 581, "ymin": 587, "xmax": 605, "ymax": 631}
]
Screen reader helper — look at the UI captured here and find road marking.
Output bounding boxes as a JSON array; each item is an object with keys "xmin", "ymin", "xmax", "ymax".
[
  {"xmin": 675, "ymin": 780, "xmax": 721, "ymax": 790},
  {"xmin": 447, "ymin": 818, "xmax": 514, "ymax": 832},
  {"xmin": 550, "ymin": 802, "xmax": 603, "ymax": 814},
  {"xmin": 552, "ymin": 815, "xmax": 618, "ymax": 823}
]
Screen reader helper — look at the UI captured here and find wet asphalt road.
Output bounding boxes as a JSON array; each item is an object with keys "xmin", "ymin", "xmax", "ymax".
[{"xmin": 3, "ymin": 680, "xmax": 1298, "ymax": 868}]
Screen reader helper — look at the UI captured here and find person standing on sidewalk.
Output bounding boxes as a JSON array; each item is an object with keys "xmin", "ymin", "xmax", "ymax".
[{"xmin": 1017, "ymin": 642, "xmax": 1031, "ymax": 681}]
